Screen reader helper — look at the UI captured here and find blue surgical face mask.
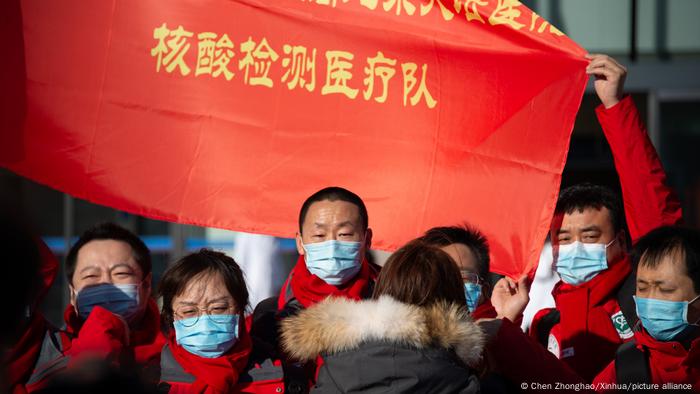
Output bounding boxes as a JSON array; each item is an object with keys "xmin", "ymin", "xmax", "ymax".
[
  {"xmin": 76, "ymin": 283, "xmax": 141, "ymax": 320},
  {"xmin": 634, "ymin": 295, "xmax": 700, "ymax": 341},
  {"xmin": 554, "ymin": 239, "xmax": 615, "ymax": 286},
  {"xmin": 174, "ymin": 314, "xmax": 239, "ymax": 358},
  {"xmin": 464, "ymin": 283, "xmax": 482, "ymax": 313},
  {"xmin": 303, "ymin": 240, "xmax": 363, "ymax": 286}
]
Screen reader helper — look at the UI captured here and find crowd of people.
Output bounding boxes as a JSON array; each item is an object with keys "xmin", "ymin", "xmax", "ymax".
[{"xmin": 2, "ymin": 54, "xmax": 699, "ymax": 393}]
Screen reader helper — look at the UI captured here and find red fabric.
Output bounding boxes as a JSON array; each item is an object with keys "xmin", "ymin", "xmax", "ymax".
[
  {"xmin": 595, "ymin": 95, "xmax": 683, "ymax": 242},
  {"xmin": 165, "ymin": 318, "xmax": 252, "ymax": 394},
  {"xmin": 593, "ymin": 330, "xmax": 700, "ymax": 392},
  {"xmin": 281, "ymin": 255, "xmax": 376, "ymax": 309},
  {"xmin": 472, "ymin": 298, "xmax": 498, "ymax": 320},
  {"xmin": 63, "ymin": 299, "xmax": 163, "ymax": 365},
  {"xmin": 129, "ymin": 300, "xmax": 167, "ymax": 368},
  {"xmin": 5, "ymin": 238, "xmax": 59, "ymax": 394},
  {"xmin": 34, "ymin": 238, "xmax": 59, "ymax": 310},
  {"xmin": 487, "ymin": 318, "xmax": 589, "ymax": 390},
  {"xmin": 63, "ymin": 305, "xmax": 130, "ymax": 365},
  {"xmin": 537, "ymin": 257, "xmax": 632, "ymax": 382},
  {"xmin": 2, "ymin": 0, "xmax": 588, "ymax": 278},
  {"xmin": 6, "ymin": 313, "xmax": 48, "ymax": 394},
  {"xmin": 528, "ymin": 307, "xmax": 555, "ymax": 341}
]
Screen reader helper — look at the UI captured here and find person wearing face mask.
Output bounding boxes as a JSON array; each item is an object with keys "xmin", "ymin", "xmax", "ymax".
[
  {"xmin": 25, "ymin": 222, "xmax": 165, "ymax": 391},
  {"xmin": 529, "ymin": 55, "xmax": 683, "ymax": 382},
  {"xmin": 250, "ymin": 187, "xmax": 378, "ymax": 393},
  {"xmin": 281, "ymin": 240, "xmax": 482, "ymax": 394},
  {"xmin": 419, "ymin": 225, "xmax": 587, "ymax": 392},
  {"xmin": 283, "ymin": 186, "xmax": 377, "ymax": 311},
  {"xmin": 593, "ymin": 226, "xmax": 700, "ymax": 391},
  {"xmin": 418, "ymin": 225, "xmax": 530, "ymax": 322},
  {"xmin": 418, "ymin": 226, "xmax": 497, "ymax": 318},
  {"xmin": 157, "ymin": 249, "xmax": 284, "ymax": 394}
]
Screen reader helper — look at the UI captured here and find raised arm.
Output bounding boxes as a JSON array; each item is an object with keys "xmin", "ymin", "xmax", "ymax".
[{"xmin": 587, "ymin": 54, "xmax": 682, "ymax": 242}]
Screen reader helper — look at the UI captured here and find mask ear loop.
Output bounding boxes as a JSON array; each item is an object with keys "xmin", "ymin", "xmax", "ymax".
[{"xmin": 605, "ymin": 236, "xmax": 617, "ymax": 249}]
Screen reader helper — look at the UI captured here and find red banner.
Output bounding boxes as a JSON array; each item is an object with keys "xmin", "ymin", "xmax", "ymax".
[{"xmin": 1, "ymin": 0, "xmax": 587, "ymax": 277}]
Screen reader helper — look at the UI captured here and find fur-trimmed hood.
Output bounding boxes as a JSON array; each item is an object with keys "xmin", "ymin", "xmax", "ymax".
[{"xmin": 281, "ymin": 295, "xmax": 485, "ymax": 367}]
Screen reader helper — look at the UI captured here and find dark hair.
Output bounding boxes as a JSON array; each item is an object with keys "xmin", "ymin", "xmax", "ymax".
[
  {"xmin": 554, "ymin": 183, "xmax": 626, "ymax": 234},
  {"xmin": 65, "ymin": 222, "xmax": 151, "ymax": 284},
  {"xmin": 373, "ymin": 240, "xmax": 467, "ymax": 308},
  {"xmin": 632, "ymin": 226, "xmax": 700, "ymax": 294},
  {"xmin": 298, "ymin": 187, "xmax": 368, "ymax": 233},
  {"xmin": 418, "ymin": 225, "xmax": 490, "ymax": 281},
  {"xmin": 158, "ymin": 249, "xmax": 249, "ymax": 331}
]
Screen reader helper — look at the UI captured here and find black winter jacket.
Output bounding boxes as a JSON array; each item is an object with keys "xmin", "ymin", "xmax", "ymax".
[{"xmin": 281, "ymin": 296, "xmax": 484, "ymax": 393}]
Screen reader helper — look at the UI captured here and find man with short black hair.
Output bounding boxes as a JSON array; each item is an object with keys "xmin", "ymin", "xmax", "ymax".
[
  {"xmin": 530, "ymin": 55, "xmax": 683, "ymax": 382},
  {"xmin": 593, "ymin": 226, "xmax": 700, "ymax": 390},
  {"xmin": 252, "ymin": 186, "xmax": 378, "ymax": 393},
  {"xmin": 27, "ymin": 222, "xmax": 165, "ymax": 391},
  {"xmin": 420, "ymin": 225, "xmax": 494, "ymax": 318},
  {"xmin": 281, "ymin": 186, "xmax": 377, "ymax": 312},
  {"xmin": 419, "ymin": 225, "xmax": 531, "ymax": 322}
]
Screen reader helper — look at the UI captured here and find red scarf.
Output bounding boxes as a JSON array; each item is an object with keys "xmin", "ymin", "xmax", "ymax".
[
  {"xmin": 64, "ymin": 298, "xmax": 164, "ymax": 363},
  {"xmin": 283, "ymin": 255, "xmax": 376, "ymax": 308},
  {"xmin": 5, "ymin": 313, "xmax": 47, "ymax": 394},
  {"xmin": 167, "ymin": 316, "xmax": 252, "ymax": 394}
]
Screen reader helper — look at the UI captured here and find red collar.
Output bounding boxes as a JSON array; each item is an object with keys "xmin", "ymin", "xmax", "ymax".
[
  {"xmin": 285, "ymin": 255, "xmax": 377, "ymax": 308},
  {"xmin": 635, "ymin": 328, "xmax": 700, "ymax": 367}
]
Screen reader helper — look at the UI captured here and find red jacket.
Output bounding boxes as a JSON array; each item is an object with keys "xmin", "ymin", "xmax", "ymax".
[
  {"xmin": 529, "ymin": 96, "xmax": 683, "ymax": 382},
  {"xmin": 485, "ymin": 318, "xmax": 591, "ymax": 391},
  {"xmin": 5, "ymin": 239, "xmax": 58, "ymax": 394},
  {"xmin": 25, "ymin": 299, "xmax": 165, "ymax": 392},
  {"xmin": 593, "ymin": 329, "xmax": 700, "ymax": 392},
  {"xmin": 530, "ymin": 257, "xmax": 633, "ymax": 382}
]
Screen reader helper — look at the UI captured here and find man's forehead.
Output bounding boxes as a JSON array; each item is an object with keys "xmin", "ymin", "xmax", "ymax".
[
  {"xmin": 441, "ymin": 243, "xmax": 478, "ymax": 271},
  {"xmin": 552, "ymin": 206, "xmax": 613, "ymax": 231},
  {"xmin": 639, "ymin": 254, "xmax": 685, "ymax": 276},
  {"xmin": 303, "ymin": 200, "xmax": 362, "ymax": 226},
  {"xmin": 76, "ymin": 239, "xmax": 137, "ymax": 266}
]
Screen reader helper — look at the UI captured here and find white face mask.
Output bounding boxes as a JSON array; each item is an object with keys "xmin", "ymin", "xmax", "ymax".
[
  {"xmin": 553, "ymin": 238, "xmax": 616, "ymax": 286},
  {"xmin": 303, "ymin": 239, "xmax": 363, "ymax": 286}
]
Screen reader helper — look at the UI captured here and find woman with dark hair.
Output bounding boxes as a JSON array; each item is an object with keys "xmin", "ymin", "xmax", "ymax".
[
  {"xmin": 157, "ymin": 249, "xmax": 285, "ymax": 394},
  {"xmin": 281, "ymin": 239, "xmax": 483, "ymax": 393}
]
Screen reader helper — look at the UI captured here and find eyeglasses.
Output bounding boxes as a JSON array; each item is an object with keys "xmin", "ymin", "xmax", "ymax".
[
  {"xmin": 460, "ymin": 270, "xmax": 483, "ymax": 285},
  {"xmin": 174, "ymin": 303, "xmax": 236, "ymax": 327}
]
